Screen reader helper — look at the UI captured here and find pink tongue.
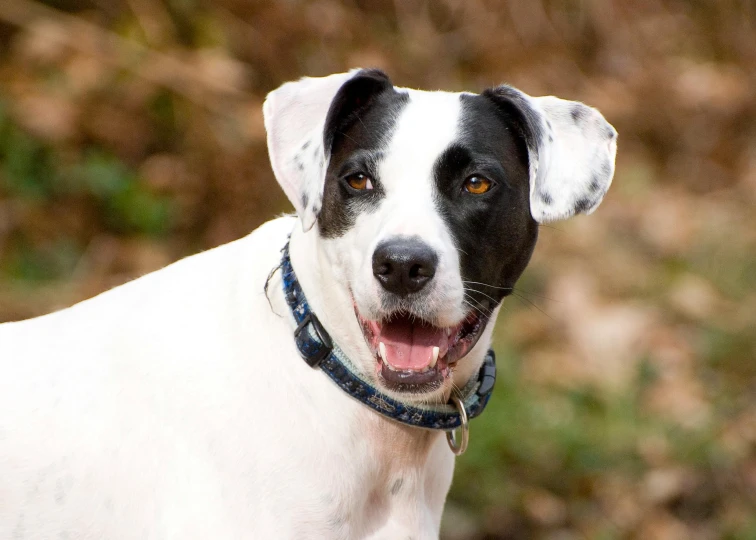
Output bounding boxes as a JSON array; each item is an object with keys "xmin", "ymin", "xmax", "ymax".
[{"xmin": 378, "ymin": 318, "xmax": 448, "ymax": 370}]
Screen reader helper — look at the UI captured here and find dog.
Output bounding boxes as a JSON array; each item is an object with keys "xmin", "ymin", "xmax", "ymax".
[{"xmin": 0, "ymin": 69, "xmax": 616, "ymax": 539}]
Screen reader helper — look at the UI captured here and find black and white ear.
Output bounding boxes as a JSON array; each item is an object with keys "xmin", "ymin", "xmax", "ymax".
[
  {"xmin": 264, "ymin": 69, "xmax": 393, "ymax": 231},
  {"xmin": 484, "ymin": 86, "xmax": 618, "ymax": 223},
  {"xmin": 264, "ymin": 71, "xmax": 355, "ymax": 231}
]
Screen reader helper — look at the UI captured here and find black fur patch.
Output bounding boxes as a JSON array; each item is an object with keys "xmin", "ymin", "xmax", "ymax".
[
  {"xmin": 481, "ymin": 86, "xmax": 543, "ymax": 156},
  {"xmin": 571, "ymin": 104, "xmax": 587, "ymax": 122},
  {"xmin": 573, "ymin": 197, "xmax": 592, "ymax": 213},
  {"xmin": 317, "ymin": 70, "xmax": 409, "ymax": 238},
  {"xmin": 432, "ymin": 91, "xmax": 539, "ymax": 314},
  {"xmin": 390, "ymin": 478, "xmax": 404, "ymax": 495}
]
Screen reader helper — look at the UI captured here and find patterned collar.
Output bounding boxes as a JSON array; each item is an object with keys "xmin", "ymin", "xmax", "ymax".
[{"xmin": 280, "ymin": 241, "xmax": 496, "ymax": 433}]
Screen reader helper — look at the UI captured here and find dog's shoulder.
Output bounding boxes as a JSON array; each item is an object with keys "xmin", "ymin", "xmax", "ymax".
[{"xmin": 0, "ymin": 215, "xmax": 297, "ymax": 359}]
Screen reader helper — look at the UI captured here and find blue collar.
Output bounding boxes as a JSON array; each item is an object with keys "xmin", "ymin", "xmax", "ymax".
[{"xmin": 280, "ymin": 241, "xmax": 496, "ymax": 432}]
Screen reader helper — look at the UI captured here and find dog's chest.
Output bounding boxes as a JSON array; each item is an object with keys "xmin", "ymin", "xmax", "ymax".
[
  {"xmin": 332, "ymin": 443, "xmax": 453, "ymax": 539},
  {"xmin": 263, "ymin": 400, "xmax": 455, "ymax": 539}
]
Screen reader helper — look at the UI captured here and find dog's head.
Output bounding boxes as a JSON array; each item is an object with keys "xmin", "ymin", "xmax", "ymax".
[{"xmin": 265, "ymin": 69, "xmax": 616, "ymax": 400}]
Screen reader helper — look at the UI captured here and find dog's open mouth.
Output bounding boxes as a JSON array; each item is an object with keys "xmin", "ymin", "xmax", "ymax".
[{"xmin": 356, "ymin": 309, "xmax": 487, "ymax": 393}]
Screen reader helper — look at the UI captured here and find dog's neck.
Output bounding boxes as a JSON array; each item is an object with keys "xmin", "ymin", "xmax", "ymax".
[{"xmin": 288, "ymin": 227, "xmax": 369, "ymax": 368}]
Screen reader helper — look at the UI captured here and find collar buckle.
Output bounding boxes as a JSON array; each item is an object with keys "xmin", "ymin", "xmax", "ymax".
[{"xmin": 294, "ymin": 312, "xmax": 333, "ymax": 368}]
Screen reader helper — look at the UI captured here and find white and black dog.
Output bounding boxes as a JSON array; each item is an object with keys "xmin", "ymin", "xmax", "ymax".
[{"xmin": 0, "ymin": 69, "xmax": 616, "ymax": 539}]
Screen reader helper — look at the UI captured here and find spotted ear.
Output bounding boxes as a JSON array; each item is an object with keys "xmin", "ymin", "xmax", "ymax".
[
  {"xmin": 264, "ymin": 69, "xmax": 393, "ymax": 231},
  {"xmin": 483, "ymin": 86, "xmax": 618, "ymax": 223}
]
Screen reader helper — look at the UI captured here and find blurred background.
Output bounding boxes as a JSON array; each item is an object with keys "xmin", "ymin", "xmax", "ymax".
[{"xmin": 0, "ymin": 0, "xmax": 754, "ymax": 538}]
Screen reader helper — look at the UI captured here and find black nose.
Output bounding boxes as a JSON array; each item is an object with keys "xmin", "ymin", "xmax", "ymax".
[{"xmin": 372, "ymin": 238, "xmax": 438, "ymax": 296}]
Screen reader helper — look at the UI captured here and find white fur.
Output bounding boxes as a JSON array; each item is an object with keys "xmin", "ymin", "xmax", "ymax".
[
  {"xmin": 264, "ymin": 71, "xmax": 359, "ymax": 231},
  {"xmin": 0, "ymin": 217, "xmax": 454, "ymax": 539},
  {"xmin": 522, "ymin": 94, "xmax": 617, "ymax": 222}
]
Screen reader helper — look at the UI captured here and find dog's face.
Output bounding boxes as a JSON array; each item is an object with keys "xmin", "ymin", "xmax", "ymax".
[{"xmin": 265, "ymin": 70, "xmax": 616, "ymax": 400}]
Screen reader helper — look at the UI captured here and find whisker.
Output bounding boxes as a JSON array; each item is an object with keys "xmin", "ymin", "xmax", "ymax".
[
  {"xmin": 461, "ymin": 299, "xmax": 488, "ymax": 318},
  {"xmin": 450, "ymin": 380, "xmax": 461, "ymax": 399},
  {"xmin": 463, "ymin": 294, "xmax": 494, "ymax": 319},
  {"xmin": 462, "ymin": 287, "xmax": 498, "ymax": 305},
  {"xmin": 354, "ymin": 112, "xmax": 369, "ymax": 133},
  {"xmin": 337, "ymin": 130, "xmax": 359, "ymax": 144},
  {"xmin": 462, "ymin": 280, "xmax": 512, "ymax": 291},
  {"xmin": 511, "ymin": 289, "xmax": 561, "ymax": 303},
  {"xmin": 462, "ymin": 280, "xmax": 561, "ymax": 303},
  {"xmin": 511, "ymin": 292, "xmax": 554, "ymax": 321}
]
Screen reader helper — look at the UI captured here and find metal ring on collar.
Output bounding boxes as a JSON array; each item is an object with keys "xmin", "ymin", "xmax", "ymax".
[{"xmin": 445, "ymin": 394, "xmax": 469, "ymax": 455}]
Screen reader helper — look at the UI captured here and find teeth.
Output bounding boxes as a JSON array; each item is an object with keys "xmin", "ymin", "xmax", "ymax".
[
  {"xmin": 446, "ymin": 328, "xmax": 451, "ymax": 337},
  {"xmin": 430, "ymin": 346, "xmax": 439, "ymax": 368},
  {"xmin": 379, "ymin": 342, "xmax": 397, "ymax": 371}
]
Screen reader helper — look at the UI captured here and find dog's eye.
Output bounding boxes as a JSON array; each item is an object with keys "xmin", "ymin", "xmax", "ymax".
[
  {"xmin": 463, "ymin": 175, "xmax": 493, "ymax": 194},
  {"xmin": 345, "ymin": 173, "xmax": 374, "ymax": 191}
]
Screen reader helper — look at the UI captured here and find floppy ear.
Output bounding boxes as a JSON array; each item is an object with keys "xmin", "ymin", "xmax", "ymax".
[
  {"xmin": 264, "ymin": 69, "xmax": 393, "ymax": 231},
  {"xmin": 483, "ymin": 86, "xmax": 618, "ymax": 223}
]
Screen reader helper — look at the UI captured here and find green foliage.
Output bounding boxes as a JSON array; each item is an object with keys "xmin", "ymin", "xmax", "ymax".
[
  {"xmin": 3, "ymin": 237, "xmax": 81, "ymax": 282},
  {"xmin": 0, "ymin": 102, "xmax": 58, "ymax": 200},
  {"xmin": 72, "ymin": 150, "xmax": 173, "ymax": 235},
  {"xmin": 453, "ymin": 346, "xmax": 646, "ymax": 506},
  {"xmin": 0, "ymin": 102, "xmax": 174, "ymax": 282}
]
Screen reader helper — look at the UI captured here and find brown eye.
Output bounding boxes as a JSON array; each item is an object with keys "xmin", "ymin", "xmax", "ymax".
[
  {"xmin": 346, "ymin": 173, "xmax": 374, "ymax": 191},
  {"xmin": 463, "ymin": 175, "xmax": 493, "ymax": 194}
]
